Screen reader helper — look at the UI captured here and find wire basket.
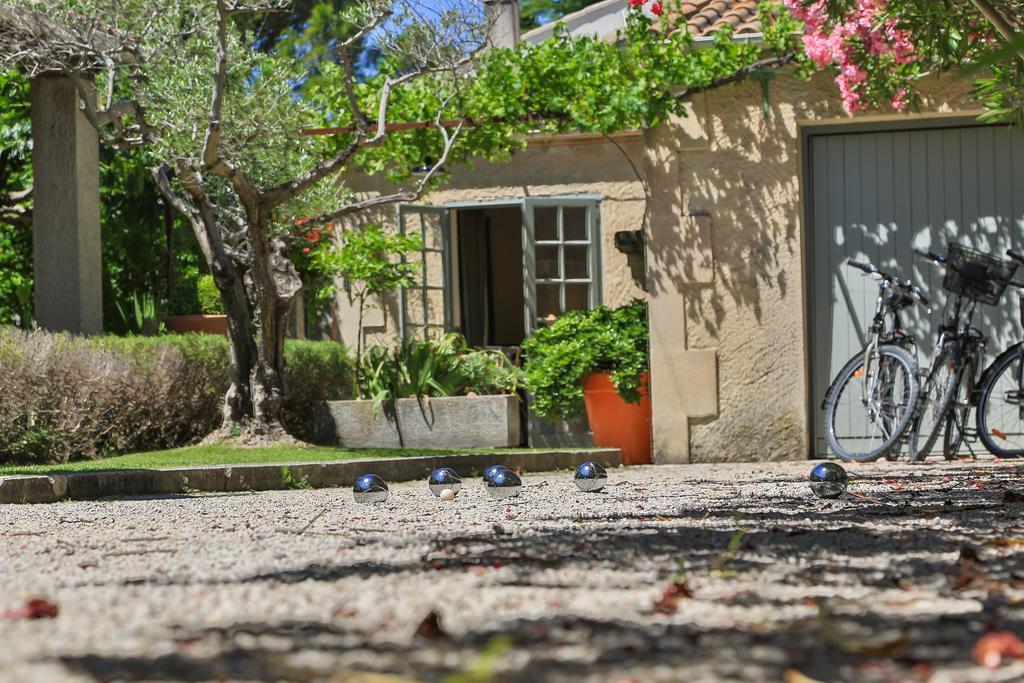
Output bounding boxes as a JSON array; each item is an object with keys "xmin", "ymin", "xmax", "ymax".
[{"xmin": 943, "ymin": 244, "xmax": 1018, "ymax": 305}]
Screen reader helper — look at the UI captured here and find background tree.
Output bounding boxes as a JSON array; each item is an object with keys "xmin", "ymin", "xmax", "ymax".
[
  {"xmin": 784, "ymin": 1, "xmax": 1024, "ymax": 124},
  {"xmin": 519, "ymin": 0, "xmax": 603, "ymax": 31},
  {"xmin": 0, "ymin": 0, "xmax": 489, "ymax": 441},
  {"xmin": 0, "ymin": 70, "xmax": 32, "ymax": 326}
]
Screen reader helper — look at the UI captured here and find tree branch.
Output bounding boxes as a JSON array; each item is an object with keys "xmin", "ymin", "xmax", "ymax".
[
  {"xmin": 202, "ymin": 0, "xmax": 230, "ymax": 169},
  {"xmin": 151, "ymin": 163, "xmax": 196, "ymax": 218},
  {"xmin": 673, "ymin": 53, "xmax": 797, "ymax": 101},
  {"xmin": 971, "ymin": 0, "xmax": 1024, "ymax": 60},
  {"xmin": 306, "ymin": 115, "xmax": 465, "ymax": 226}
]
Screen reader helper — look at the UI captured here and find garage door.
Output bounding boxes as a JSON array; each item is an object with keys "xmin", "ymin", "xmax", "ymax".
[{"xmin": 809, "ymin": 124, "xmax": 1024, "ymax": 456}]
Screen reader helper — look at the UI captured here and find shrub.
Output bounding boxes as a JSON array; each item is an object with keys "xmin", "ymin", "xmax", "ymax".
[
  {"xmin": 357, "ymin": 332, "xmax": 524, "ymax": 408},
  {"xmin": 196, "ymin": 274, "xmax": 224, "ymax": 315},
  {"xmin": 521, "ymin": 300, "xmax": 649, "ymax": 420},
  {"xmin": 0, "ymin": 328, "xmax": 352, "ymax": 464}
]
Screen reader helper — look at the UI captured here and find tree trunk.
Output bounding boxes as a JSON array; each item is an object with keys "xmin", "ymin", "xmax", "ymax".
[{"xmin": 242, "ymin": 221, "xmax": 302, "ymax": 437}]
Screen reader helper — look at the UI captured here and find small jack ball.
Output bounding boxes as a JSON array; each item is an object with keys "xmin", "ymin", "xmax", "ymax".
[{"xmin": 439, "ymin": 488, "xmax": 455, "ymax": 501}]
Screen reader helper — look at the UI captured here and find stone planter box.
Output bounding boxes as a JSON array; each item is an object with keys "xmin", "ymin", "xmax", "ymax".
[{"xmin": 313, "ymin": 394, "xmax": 521, "ymax": 448}]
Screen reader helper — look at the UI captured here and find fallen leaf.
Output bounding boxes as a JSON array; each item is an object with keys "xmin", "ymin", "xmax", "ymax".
[
  {"xmin": 954, "ymin": 546, "xmax": 987, "ymax": 591},
  {"xmin": 2, "ymin": 597, "xmax": 58, "ymax": 620},
  {"xmin": 973, "ymin": 631, "xmax": 1024, "ymax": 668},
  {"xmin": 414, "ymin": 609, "xmax": 449, "ymax": 641},
  {"xmin": 652, "ymin": 580, "xmax": 694, "ymax": 614},
  {"xmin": 1001, "ymin": 489, "xmax": 1024, "ymax": 504},
  {"xmin": 783, "ymin": 669, "xmax": 826, "ymax": 683}
]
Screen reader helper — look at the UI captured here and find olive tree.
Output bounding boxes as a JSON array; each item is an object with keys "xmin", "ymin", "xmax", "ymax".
[{"xmin": 0, "ymin": 0, "xmax": 487, "ymax": 441}]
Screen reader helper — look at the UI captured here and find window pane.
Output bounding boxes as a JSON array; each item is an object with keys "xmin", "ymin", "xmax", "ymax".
[
  {"xmin": 536, "ymin": 207, "xmax": 558, "ymax": 241},
  {"xmin": 563, "ymin": 207, "xmax": 587, "ymax": 241},
  {"xmin": 537, "ymin": 283, "xmax": 561, "ymax": 319},
  {"xmin": 564, "ymin": 245, "xmax": 589, "ymax": 279},
  {"xmin": 536, "ymin": 245, "xmax": 560, "ymax": 279},
  {"xmin": 565, "ymin": 283, "xmax": 590, "ymax": 312}
]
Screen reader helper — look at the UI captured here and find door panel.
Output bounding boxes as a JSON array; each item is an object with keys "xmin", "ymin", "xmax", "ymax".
[
  {"xmin": 809, "ymin": 125, "xmax": 1024, "ymax": 456},
  {"xmin": 397, "ymin": 205, "xmax": 451, "ymax": 341}
]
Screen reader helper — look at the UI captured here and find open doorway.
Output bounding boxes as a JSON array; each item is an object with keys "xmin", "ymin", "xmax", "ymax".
[{"xmin": 451, "ymin": 205, "xmax": 526, "ymax": 348}]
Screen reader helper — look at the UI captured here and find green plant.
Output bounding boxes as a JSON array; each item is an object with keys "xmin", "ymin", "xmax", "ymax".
[
  {"xmin": 113, "ymin": 291, "xmax": 161, "ymax": 336},
  {"xmin": 280, "ymin": 466, "xmax": 312, "ymax": 490},
  {"xmin": 311, "ymin": 225, "xmax": 424, "ymax": 389},
  {"xmin": 357, "ymin": 332, "xmax": 524, "ymax": 412},
  {"xmin": 196, "ymin": 274, "xmax": 224, "ymax": 315},
  {"xmin": 521, "ymin": 300, "xmax": 649, "ymax": 420}
]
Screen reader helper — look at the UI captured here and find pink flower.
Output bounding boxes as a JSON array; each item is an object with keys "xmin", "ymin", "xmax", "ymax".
[
  {"xmin": 784, "ymin": 0, "xmax": 916, "ymax": 113},
  {"xmin": 891, "ymin": 88, "xmax": 908, "ymax": 112},
  {"xmin": 650, "ymin": 1, "xmax": 663, "ymax": 15}
]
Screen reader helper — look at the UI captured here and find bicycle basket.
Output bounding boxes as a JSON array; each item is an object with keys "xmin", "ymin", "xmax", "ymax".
[{"xmin": 942, "ymin": 243, "xmax": 1018, "ymax": 305}]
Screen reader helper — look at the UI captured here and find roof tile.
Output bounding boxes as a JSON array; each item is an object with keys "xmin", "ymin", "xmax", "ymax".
[{"xmin": 669, "ymin": 0, "xmax": 763, "ymax": 38}]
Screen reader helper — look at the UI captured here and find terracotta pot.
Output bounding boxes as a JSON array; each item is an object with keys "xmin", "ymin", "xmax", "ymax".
[
  {"xmin": 164, "ymin": 314, "xmax": 228, "ymax": 336},
  {"xmin": 582, "ymin": 371, "xmax": 652, "ymax": 465}
]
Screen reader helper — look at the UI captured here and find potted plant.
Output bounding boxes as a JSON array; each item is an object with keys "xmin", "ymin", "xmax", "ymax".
[
  {"xmin": 165, "ymin": 274, "xmax": 229, "ymax": 335},
  {"xmin": 314, "ymin": 332, "xmax": 526, "ymax": 448},
  {"xmin": 521, "ymin": 300, "xmax": 651, "ymax": 464}
]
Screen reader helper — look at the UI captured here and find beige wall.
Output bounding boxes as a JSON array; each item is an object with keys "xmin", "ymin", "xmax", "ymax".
[
  {"xmin": 332, "ymin": 134, "xmax": 648, "ymax": 351},
  {"xmin": 332, "ymin": 68, "xmax": 980, "ymax": 463},
  {"xmin": 647, "ymin": 68, "xmax": 978, "ymax": 463}
]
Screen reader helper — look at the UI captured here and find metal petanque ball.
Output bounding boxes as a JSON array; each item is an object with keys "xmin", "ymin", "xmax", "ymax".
[
  {"xmin": 574, "ymin": 461, "xmax": 608, "ymax": 492},
  {"xmin": 428, "ymin": 468, "xmax": 462, "ymax": 497},
  {"xmin": 353, "ymin": 473, "xmax": 389, "ymax": 504},
  {"xmin": 483, "ymin": 464, "xmax": 509, "ymax": 483},
  {"xmin": 486, "ymin": 468, "xmax": 522, "ymax": 500},
  {"xmin": 809, "ymin": 462, "xmax": 848, "ymax": 499}
]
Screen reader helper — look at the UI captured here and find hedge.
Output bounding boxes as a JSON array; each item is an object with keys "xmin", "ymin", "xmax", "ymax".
[{"xmin": 0, "ymin": 328, "xmax": 353, "ymax": 464}]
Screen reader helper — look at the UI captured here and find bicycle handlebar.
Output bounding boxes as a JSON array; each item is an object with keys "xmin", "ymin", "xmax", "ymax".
[
  {"xmin": 913, "ymin": 248, "xmax": 945, "ymax": 264},
  {"xmin": 845, "ymin": 258, "xmax": 929, "ymax": 307}
]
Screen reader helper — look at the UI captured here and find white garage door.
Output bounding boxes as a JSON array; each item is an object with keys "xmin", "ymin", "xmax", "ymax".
[{"xmin": 809, "ymin": 124, "xmax": 1024, "ymax": 456}]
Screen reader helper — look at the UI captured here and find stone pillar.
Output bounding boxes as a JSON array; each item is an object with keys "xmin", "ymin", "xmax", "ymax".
[
  {"xmin": 29, "ymin": 75, "xmax": 102, "ymax": 335},
  {"xmin": 643, "ymin": 106, "xmax": 719, "ymax": 464},
  {"xmin": 484, "ymin": 0, "xmax": 520, "ymax": 49}
]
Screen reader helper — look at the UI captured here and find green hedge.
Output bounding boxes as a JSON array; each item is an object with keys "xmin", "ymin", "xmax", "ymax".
[{"xmin": 0, "ymin": 328, "xmax": 352, "ymax": 464}]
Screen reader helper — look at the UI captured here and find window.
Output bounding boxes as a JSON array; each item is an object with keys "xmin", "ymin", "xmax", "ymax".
[
  {"xmin": 397, "ymin": 197, "xmax": 601, "ymax": 343},
  {"xmin": 525, "ymin": 199, "xmax": 601, "ymax": 333}
]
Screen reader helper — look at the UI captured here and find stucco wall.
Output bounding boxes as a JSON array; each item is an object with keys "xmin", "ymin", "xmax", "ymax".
[
  {"xmin": 331, "ymin": 135, "xmax": 648, "ymax": 351},
  {"xmin": 331, "ymin": 66, "xmax": 981, "ymax": 463},
  {"xmin": 651, "ymin": 68, "xmax": 979, "ymax": 463}
]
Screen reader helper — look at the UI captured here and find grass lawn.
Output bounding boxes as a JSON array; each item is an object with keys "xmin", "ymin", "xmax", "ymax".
[{"xmin": 0, "ymin": 445, "xmax": 542, "ymax": 478}]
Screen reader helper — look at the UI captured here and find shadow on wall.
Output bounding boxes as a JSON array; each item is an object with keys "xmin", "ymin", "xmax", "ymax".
[{"xmin": 644, "ymin": 88, "xmax": 801, "ymax": 343}]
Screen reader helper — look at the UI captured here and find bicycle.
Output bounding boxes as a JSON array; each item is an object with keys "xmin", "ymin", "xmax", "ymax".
[
  {"xmin": 822, "ymin": 259, "xmax": 927, "ymax": 462},
  {"xmin": 905, "ymin": 245, "xmax": 1017, "ymax": 460},
  {"xmin": 973, "ymin": 248, "xmax": 1024, "ymax": 458}
]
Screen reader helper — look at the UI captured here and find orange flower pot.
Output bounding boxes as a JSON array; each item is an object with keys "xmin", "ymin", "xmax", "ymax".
[
  {"xmin": 165, "ymin": 314, "xmax": 228, "ymax": 336},
  {"xmin": 583, "ymin": 371, "xmax": 652, "ymax": 465}
]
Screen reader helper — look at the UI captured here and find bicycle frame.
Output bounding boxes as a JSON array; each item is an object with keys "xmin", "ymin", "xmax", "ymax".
[{"xmin": 859, "ymin": 277, "xmax": 916, "ymax": 419}]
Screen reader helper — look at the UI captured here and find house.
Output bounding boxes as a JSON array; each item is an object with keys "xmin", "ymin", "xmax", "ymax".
[{"xmin": 330, "ymin": 0, "xmax": 1024, "ymax": 462}]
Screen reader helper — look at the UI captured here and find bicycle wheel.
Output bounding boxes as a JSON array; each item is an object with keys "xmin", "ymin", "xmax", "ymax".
[
  {"xmin": 943, "ymin": 354, "xmax": 976, "ymax": 460},
  {"xmin": 977, "ymin": 344, "xmax": 1024, "ymax": 458},
  {"xmin": 824, "ymin": 345, "xmax": 919, "ymax": 462},
  {"xmin": 909, "ymin": 344, "xmax": 959, "ymax": 461}
]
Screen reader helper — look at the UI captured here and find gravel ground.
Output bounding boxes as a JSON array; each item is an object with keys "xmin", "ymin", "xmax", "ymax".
[{"xmin": 3, "ymin": 458, "xmax": 1024, "ymax": 683}]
